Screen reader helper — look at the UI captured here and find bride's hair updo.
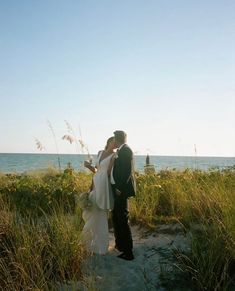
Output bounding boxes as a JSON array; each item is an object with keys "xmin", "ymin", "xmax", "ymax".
[{"xmin": 105, "ymin": 136, "xmax": 115, "ymax": 150}]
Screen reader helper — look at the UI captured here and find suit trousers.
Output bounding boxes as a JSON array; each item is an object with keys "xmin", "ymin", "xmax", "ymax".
[{"xmin": 111, "ymin": 186, "xmax": 133, "ymax": 254}]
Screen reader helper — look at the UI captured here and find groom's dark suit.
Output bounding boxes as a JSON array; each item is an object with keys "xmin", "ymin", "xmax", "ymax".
[{"xmin": 112, "ymin": 144, "xmax": 136, "ymax": 255}]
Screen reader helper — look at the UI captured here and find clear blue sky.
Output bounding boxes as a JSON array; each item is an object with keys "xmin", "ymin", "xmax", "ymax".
[{"xmin": 0, "ymin": 0, "xmax": 234, "ymax": 156}]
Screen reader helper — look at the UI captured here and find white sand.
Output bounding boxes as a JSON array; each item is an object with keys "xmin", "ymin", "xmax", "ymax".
[{"xmin": 59, "ymin": 223, "xmax": 191, "ymax": 291}]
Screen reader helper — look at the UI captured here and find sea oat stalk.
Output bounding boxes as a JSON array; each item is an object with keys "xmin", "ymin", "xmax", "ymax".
[
  {"xmin": 47, "ymin": 120, "xmax": 61, "ymax": 171},
  {"xmin": 35, "ymin": 138, "xmax": 45, "ymax": 151}
]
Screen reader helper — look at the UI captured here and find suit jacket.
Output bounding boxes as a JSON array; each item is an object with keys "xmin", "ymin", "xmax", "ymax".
[{"xmin": 113, "ymin": 144, "xmax": 136, "ymax": 197}]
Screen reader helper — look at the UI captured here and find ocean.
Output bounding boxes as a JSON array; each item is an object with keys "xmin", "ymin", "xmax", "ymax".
[{"xmin": 0, "ymin": 153, "xmax": 234, "ymax": 173}]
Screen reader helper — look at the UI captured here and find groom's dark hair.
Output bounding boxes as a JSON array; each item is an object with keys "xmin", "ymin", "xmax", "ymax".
[{"xmin": 114, "ymin": 130, "xmax": 127, "ymax": 144}]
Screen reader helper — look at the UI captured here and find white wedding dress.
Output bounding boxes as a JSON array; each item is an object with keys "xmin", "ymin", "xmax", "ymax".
[{"xmin": 82, "ymin": 152, "xmax": 114, "ymax": 254}]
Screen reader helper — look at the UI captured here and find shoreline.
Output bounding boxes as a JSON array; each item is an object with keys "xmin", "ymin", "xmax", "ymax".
[
  {"xmin": 0, "ymin": 154, "xmax": 234, "ymax": 174},
  {"xmin": 0, "ymin": 152, "xmax": 235, "ymax": 158}
]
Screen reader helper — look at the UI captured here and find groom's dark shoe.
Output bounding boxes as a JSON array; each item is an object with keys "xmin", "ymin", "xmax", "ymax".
[{"xmin": 117, "ymin": 252, "xmax": 134, "ymax": 261}]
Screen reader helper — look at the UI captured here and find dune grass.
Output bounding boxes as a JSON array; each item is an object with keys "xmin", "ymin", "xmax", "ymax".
[
  {"xmin": 0, "ymin": 167, "xmax": 234, "ymax": 290},
  {"xmin": 0, "ymin": 169, "xmax": 90, "ymax": 290},
  {"xmin": 130, "ymin": 168, "xmax": 235, "ymax": 290}
]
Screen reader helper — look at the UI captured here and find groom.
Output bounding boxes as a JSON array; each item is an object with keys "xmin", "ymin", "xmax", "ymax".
[{"xmin": 111, "ymin": 130, "xmax": 136, "ymax": 260}]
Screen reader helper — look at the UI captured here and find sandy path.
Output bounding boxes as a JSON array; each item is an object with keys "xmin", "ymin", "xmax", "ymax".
[{"xmin": 61, "ymin": 223, "xmax": 191, "ymax": 291}]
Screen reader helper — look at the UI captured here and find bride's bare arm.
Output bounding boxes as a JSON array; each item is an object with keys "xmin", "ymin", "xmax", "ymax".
[
  {"xmin": 84, "ymin": 150, "xmax": 102, "ymax": 173},
  {"xmin": 84, "ymin": 161, "xmax": 97, "ymax": 173}
]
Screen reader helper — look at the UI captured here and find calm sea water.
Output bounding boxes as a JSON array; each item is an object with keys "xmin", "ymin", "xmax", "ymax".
[{"xmin": 0, "ymin": 153, "xmax": 234, "ymax": 173}]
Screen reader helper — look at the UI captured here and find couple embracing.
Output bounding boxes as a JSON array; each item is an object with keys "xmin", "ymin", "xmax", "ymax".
[{"xmin": 82, "ymin": 130, "xmax": 136, "ymax": 261}]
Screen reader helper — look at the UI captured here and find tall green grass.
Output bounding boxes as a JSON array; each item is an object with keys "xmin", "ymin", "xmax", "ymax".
[
  {"xmin": 0, "ymin": 206, "xmax": 86, "ymax": 290},
  {"xmin": 130, "ymin": 168, "xmax": 235, "ymax": 290},
  {"xmin": 0, "ymin": 168, "xmax": 234, "ymax": 290},
  {"xmin": 0, "ymin": 169, "xmax": 91, "ymax": 290}
]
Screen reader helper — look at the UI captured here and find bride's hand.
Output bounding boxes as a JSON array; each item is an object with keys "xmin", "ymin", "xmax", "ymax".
[
  {"xmin": 84, "ymin": 160, "xmax": 91, "ymax": 168},
  {"xmin": 84, "ymin": 161, "xmax": 97, "ymax": 174}
]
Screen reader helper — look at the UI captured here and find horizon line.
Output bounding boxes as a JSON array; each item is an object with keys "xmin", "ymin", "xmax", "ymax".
[{"xmin": 0, "ymin": 152, "xmax": 234, "ymax": 158}]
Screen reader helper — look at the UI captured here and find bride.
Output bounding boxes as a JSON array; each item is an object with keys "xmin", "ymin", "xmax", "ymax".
[{"xmin": 82, "ymin": 137, "xmax": 116, "ymax": 254}]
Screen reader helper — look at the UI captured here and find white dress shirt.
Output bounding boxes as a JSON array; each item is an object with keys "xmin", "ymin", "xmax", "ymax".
[{"xmin": 110, "ymin": 143, "xmax": 125, "ymax": 185}]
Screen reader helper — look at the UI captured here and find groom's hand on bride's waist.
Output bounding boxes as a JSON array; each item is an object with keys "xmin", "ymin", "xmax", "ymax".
[{"xmin": 116, "ymin": 189, "xmax": 122, "ymax": 196}]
